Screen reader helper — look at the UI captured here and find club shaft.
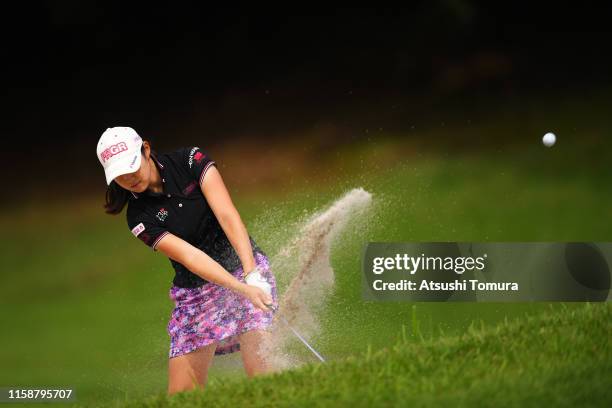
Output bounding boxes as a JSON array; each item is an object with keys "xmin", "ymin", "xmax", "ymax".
[
  {"xmin": 268, "ymin": 304, "xmax": 326, "ymax": 363},
  {"xmin": 279, "ymin": 315, "xmax": 326, "ymax": 363}
]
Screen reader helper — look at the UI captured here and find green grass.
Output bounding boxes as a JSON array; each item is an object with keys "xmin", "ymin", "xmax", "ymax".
[{"xmin": 96, "ymin": 303, "xmax": 611, "ymax": 407}]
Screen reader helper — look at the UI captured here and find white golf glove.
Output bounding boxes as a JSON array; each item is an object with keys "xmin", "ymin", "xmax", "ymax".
[{"xmin": 244, "ymin": 266, "xmax": 272, "ymax": 296}]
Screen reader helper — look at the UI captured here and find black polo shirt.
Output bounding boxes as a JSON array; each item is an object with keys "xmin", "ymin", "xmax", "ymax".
[{"xmin": 126, "ymin": 146, "xmax": 265, "ymax": 288}]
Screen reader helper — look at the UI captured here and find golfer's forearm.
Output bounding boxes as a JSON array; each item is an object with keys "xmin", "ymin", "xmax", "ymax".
[
  {"xmin": 218, "ymin": 212, "xmax": 256, "ymax": 274},
  {"xmin": 187, "ymin": 250, "xmax": 247, "ymax": 295}
]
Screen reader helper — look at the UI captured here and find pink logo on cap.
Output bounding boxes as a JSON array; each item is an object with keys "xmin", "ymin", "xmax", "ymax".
[{"xmin": 100, "ymin": 142, "xmax": 128, "ymax": 162}]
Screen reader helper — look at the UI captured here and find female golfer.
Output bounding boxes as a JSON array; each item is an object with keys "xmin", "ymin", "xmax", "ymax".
[{"xmin": 96, "ymin": 126, "xmax": 278, "ymax": 395}]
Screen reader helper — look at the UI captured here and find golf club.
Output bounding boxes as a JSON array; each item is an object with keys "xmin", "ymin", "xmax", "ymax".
[{"xmin": 266, "ymin": 304, "xmax": 326, "ymax": 363}]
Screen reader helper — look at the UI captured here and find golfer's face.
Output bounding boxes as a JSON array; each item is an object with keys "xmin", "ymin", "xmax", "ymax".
[{"xmin": 114, "ymin": 155, "xmax": 148, "ymax": 192}]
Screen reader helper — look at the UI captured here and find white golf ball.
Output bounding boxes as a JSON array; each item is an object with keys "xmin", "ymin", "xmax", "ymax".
[{"xmin": 542, "ymin": 132, "xmax": 556, "ymax": 147}]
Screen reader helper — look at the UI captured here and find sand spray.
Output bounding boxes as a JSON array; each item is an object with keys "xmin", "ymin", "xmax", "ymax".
[{"xmin": 256, "ymin": 187, "xmax": 373, "ymax": 370}]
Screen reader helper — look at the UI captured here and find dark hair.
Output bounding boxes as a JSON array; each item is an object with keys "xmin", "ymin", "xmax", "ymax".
[{"xmin": 104, "ymin": 144, "xmax": 157, "ymax": 215}]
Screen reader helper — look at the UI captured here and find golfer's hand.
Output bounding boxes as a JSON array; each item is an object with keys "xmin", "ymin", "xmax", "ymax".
[{"xmin": 242, "ymin": 284, "xmax": 273, "ymax": 312}]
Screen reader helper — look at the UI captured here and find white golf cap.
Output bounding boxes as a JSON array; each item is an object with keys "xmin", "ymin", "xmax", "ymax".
[{"xmin": 96, "ymin": 126, "xmax": 143, "ymax": 185}]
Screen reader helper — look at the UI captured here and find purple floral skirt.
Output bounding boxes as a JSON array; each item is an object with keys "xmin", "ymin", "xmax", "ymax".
[{"xmin": 167, "ymin": 252, "xmax": 278, "ymax": 359}]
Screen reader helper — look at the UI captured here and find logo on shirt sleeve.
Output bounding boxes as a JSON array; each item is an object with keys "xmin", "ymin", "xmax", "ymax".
[
  {"xmin": 131, "ymin": 222, "xmax": 145, "ymax": 237},
  {"xmin": 188, "ymin": 147, "xmax": 207, "ymax": 168},
  {"xmin": 188, "ymin": 147, "xmax": 199, "ymax": 168},
  {"xmin": 194, "ymin": 151, "xmax": 205, "ymax": 164}
]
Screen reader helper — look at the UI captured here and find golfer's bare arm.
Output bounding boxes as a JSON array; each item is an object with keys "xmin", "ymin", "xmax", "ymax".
[
  {"xmin": 155, "ymin": 235, "xmax": 248, "ymax": 295},
  {"xmin": 199, "ymin": 165, "xmax": 257, "ymax": 275}
]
